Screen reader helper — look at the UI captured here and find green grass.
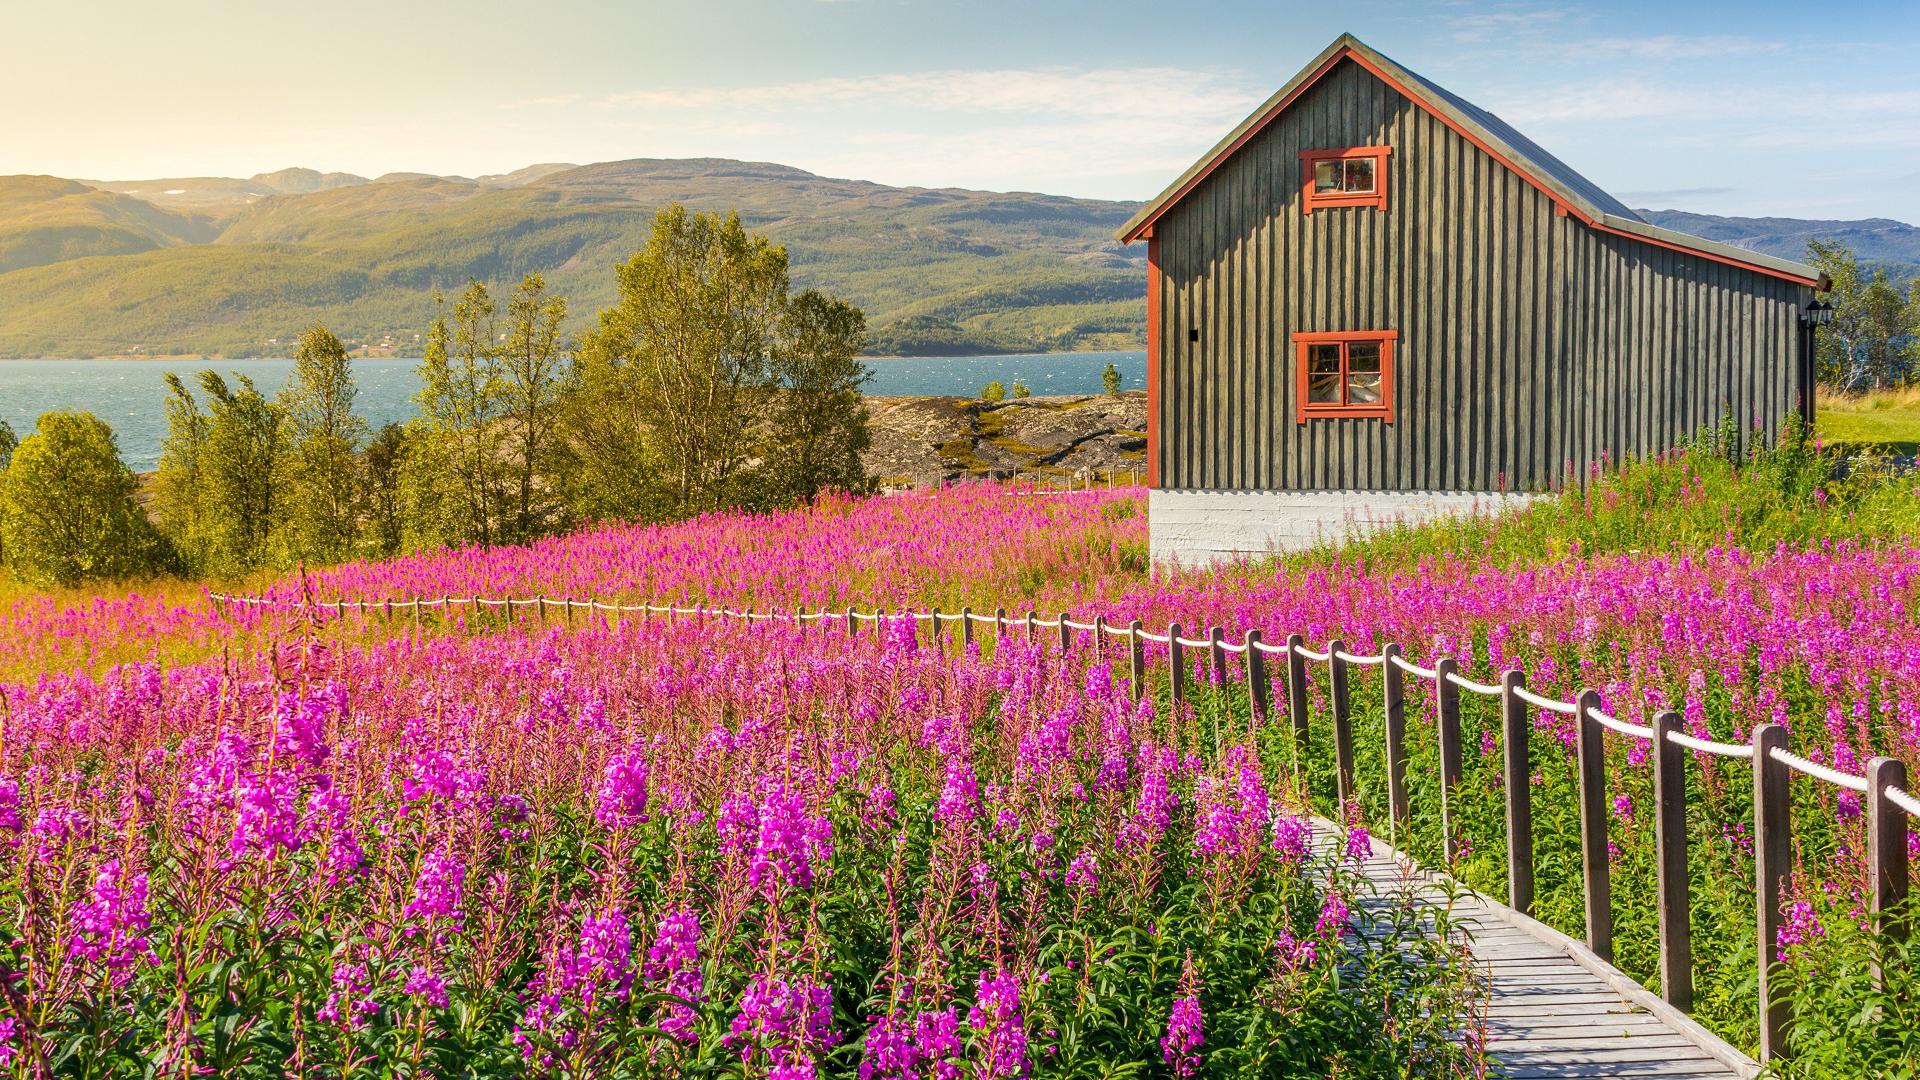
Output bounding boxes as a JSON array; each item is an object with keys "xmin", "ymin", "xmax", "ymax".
[{"xmin": 1814, "ymin": 386, "xmax": 1920, "ymax": 446}]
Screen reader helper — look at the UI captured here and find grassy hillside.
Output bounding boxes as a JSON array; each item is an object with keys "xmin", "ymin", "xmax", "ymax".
[
  {"xmin": 0, "ymin": 176, "xmax": 216, "ymax": 275},
  {"xmin": 1637, "ymin": 208, "xmax": 1920, "ymax": 280},
  {"xmin": 0, "ymin": 159, "xmax": 1147, "ymax": 357}
]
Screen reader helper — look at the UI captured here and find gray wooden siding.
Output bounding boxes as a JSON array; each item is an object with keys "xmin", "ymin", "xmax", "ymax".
[{"xmin": 1154, "ymin": 58, "xmax": 1810, "ymax": 493}]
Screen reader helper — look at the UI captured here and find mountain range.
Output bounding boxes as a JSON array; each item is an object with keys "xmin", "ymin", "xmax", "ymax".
[{"xmin": 0, "ymin": 159, "xmax": 1911, "ymax": 359}]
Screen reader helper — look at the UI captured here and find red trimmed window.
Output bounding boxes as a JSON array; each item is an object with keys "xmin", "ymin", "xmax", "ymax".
[
  {"xmin": 1294, "ymin": 331, "xmax": 1397, "ymax": 422},
  {"xmin": 1300, "ymin": 146, "xmax": 1390, "ymax": 213}
]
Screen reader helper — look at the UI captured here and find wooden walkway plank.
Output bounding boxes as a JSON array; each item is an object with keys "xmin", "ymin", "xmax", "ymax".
[{"xmin": 1320, "ymin": 820, "xmax": 1759, "ymax": 1079}]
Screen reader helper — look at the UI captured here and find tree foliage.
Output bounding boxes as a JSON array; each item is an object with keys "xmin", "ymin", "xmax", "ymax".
[
  {"xmin": 762, "ymin": 289, "xmax": 872, "ymax": 506},
  {"xmin": 0, "ymin": 411, "xmax": 167, "ymax": 586},
  {"xmin": 279, "ymin": 325, "xmax": 367, "ymax": 564},
  {"xmin": 1808, "ymin": 239, "xmax": 1919, "ymax": 390},
  {"xmin": 499, "ymin": 273, "xmax": 569, "ymax": 542}
]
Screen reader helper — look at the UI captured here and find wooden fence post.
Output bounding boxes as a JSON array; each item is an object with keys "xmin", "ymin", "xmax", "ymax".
[
  {"xmin": 960, "ymin": 606, "xmax": 973, "ymax": 649},
  {"xmin": 1577, "ymin": 688, "xmax": 1613, "ymax": 961},
  {"xmin": 1753, "ymin": 722, "xmax": 1791, "ymax": 1062},
  {"xmin": 930, "ymin": 609, "xmax": 944, "ymax": 649},
  {"xmin": 1866, "ymin": 756, "xmax": 1909, "ymax": 989},
  {"xmin": 1058, "ymin": 612, "xmax": 1071, "ymax": 656},
  {"xmin": 1382, "ymin": 643, "xmax": 1410, "ymax": 844},
  {"xmin": 995, "ymin": 606, "xmax": 1007, "ymax": 644},
  {"xmin": 1651, "ymin": 710, "xmax": 1692, "ymax": 1011},
  {"xmin": 1502, "ymin": 671, "xmax": 1535, "ymax": 916},
  {"xmin": 1025, "ymin": 610, "xmax": 1038, "ymax": 642},
  {"xmin": 846, "ymin": 607, "xmax": 857, "ymax": 636},
  {"xmin": 1328, "ymin": 640, "xmax": 1355, "ymax": 809},
  {"xmin": 537, "ymin": 597, "xmax": 547, "ymax": 624},
  {"xmin": 1244, "ymin": 630, "xmax": 1268, "ymax": 741},
  {"xmin": 1168, "ymin": 623, "xmax": 1185, "ymax": 714},
  {"xmin": 1096, "ymin": 615, "xmax": 1109, "ymax": 662},
  {"xmin": 1435, "ymin": 657, "xmax": 1463, "ymax": 864},
  {"xmin": 1128, "ymin": 621, "xmax": 1145, "ymax": 702},
  {"xmin": 1285, "ymin": 633, "xmax": 1309, "ymax": 777},
  {"xmin": 1208, "ymin": 626, "xmax": 1226, "ymax": 689}
]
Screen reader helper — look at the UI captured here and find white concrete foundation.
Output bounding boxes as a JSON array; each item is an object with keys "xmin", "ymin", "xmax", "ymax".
[{"xmin": 1149, "ymin": 488, "xmax": 1537, "ymax": 565}]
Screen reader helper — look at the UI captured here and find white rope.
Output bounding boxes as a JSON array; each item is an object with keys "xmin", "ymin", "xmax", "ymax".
[
  {"xmin": 1390, "ymin": 654, "xmax": 1438, "ymax": 680},
  {"xmin": 911, "ymin": 613, "xmax": 935, "ymax": 622},
  {"xmin": 1174, "ymin": 636, "xmax": 1213, "ymax": 648},
  {"xmin": 1513, "ymin": 686, "xmax": 1578, "ymax": 714},
  {"xmin": 934, "ymin": 612, "xmax": 965, "ymax": 623},
  {"xmin": 1293, "ymin": 643, "xmax": 1331, "ymax": 662},
  {"xmin": 1252, "ymin": 638, "xmax": 1289, "ymax": 654},
  {"xmin": 1137, "ymin": 630, "xmax": 1171, "ymax": 644},
  {"xmin": 1585, "ymin": 705, "xmax": 1656, "ymax": 741},
  {"xmin": 1217, "ymin": 640, "xmax": 1248, "ymax": 654},
  {"xmin": 1768, "ymin": 747, "xmax": 1870, "ymax": 794},
  {"xmin": 1064, "ymin": 619, "xmax": 1098, "ymax": 631},
  {"xmin": 510, "ymin": 598, "xmax": 539, "ymax": 607},
  {"xmin": 1334, "ymin": 649, "xmax": 1386, "ymax": 666},
  {"xmin": 1443, "ymin": 671, "xmax": 1506, "ymax": 696},
  {"xmin": 1664, "ymin": 730, "xmax": 1756, "ymax": 759},
  {"xmin": 851, "ymin": 611, "xmax": 882, "ymax": 622},
  {"xmin": 1886, "ymin": 785, "xmax": 1920, "ymax": 818},
  {"xmin": 1032, "ymin": 618, "xmax": 1063, "ymax": 629},
  {"xmin": 966, "ymin": 612, "xmax": 998, "ymax": 624},
  {"xmin": 1102, "ymin": 623, "xmax": 1135, "ymax": 638}
]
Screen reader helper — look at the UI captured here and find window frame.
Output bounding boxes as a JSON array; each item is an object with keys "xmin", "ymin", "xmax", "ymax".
[
  {"xmin": 1299, "ymin": 145, "xmax": 1392, "ymax": 214},
  {"xmin": 1293, "ymin": 330, "xmax": 1398, "ymax": 423}
]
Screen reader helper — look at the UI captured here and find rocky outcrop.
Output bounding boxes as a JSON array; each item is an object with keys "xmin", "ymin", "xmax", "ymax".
[{"xmin": 863, "ymin": 391, "xmax": 1147, "ymax": 489}]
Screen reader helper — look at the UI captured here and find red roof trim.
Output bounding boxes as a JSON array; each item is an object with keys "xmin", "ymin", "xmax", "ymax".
[{"xmin": 1122, "ymin": 46, "xmax": 1824, "ymax": 289}]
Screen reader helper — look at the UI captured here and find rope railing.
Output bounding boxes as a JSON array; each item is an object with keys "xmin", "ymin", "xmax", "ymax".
[{"xmin": 208, "ymin": 585, "xmax": 1917, "ymax": 1065}]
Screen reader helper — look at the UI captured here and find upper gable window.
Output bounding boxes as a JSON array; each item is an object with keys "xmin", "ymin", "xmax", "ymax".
[{"xmin": 1300, "ymin": 146, "xmax": 1391, "ymax": 213}]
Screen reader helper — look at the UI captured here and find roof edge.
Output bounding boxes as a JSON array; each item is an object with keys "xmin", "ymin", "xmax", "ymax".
[{"xmin": 1116, "ymin": 34, "xmax": 1826, "ymax": 289}]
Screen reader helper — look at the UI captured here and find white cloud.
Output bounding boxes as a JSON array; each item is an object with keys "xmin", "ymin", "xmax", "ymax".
[{"xmin": 1580, "ymin": 35, "xmax": 1785, "ymax": 60}]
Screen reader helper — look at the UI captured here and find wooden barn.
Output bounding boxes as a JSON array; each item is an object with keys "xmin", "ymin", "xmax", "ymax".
[{"xmin": 1118, "ymin": 33, "xmax": 1830, "ymax": 563}]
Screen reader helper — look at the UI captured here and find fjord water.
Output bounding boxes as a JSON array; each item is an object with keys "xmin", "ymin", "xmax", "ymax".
[{"xmin": 0, "ymin": 350, "xmax": 1145, "ymax": 471}]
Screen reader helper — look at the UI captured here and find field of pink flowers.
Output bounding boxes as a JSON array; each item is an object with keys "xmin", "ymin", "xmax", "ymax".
[{"xmin": 6, "ymin": 480, "xmax": 1920, "ymax": 1073}]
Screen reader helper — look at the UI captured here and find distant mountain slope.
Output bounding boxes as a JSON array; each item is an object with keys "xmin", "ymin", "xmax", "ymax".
[
  {"xmin": 0, "ymin": 159, "xmax": 1147, "ymax": 358},
  {"xmin": 0, "ymin": 176, "xmax": 215, "ymax": 275},
  {"xmin": 1636, "ymin": 209, "xmax": 1920, "ymax": 272}
]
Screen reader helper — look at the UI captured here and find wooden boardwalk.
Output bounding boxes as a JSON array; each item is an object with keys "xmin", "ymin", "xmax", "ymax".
[{"xmin": 1333, "ymin": 824, "xmax": 1759, "ymax": 1079}]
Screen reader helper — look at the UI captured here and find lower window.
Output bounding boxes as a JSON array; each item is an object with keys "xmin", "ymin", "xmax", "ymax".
[{"xmin": 1293, "ymin": 331, "xmax": 1397, "ymax": 422}]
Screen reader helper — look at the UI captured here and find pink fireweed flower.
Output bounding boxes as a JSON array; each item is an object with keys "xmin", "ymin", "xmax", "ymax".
[
  {"xmin": 516, "ymin": 908, "xmax": 637, "ymax": 1061},
  {"xmin": 1611, "ymin": 792, "xmax": 1635, "ymax": 823},
  {"xmin": 1273, "ymin": 927, "xmax": 1319, "ymax": 973},
  {"xmin": 69, "ymin": 859, "xmax": 158, "ymax": 986},
  {"xmin": 644, "ymin": 906, "xmax": 703, "ymax": 1041},
  {"xmin": 1272, "ymin": 813, "xmax": 1311, "ymax": 867},
  {"xmin": 594, "ymin": 747, "xmax": 651, "ymax": 828},
  {"xmin": 1343, "ymin": 824, "xmax": 1371, "ymax": 864},
  {"xmin": 404, "ymin": 847, "xmax": 466, "ymax": 931},
  {"xmin": 859, "ymin": 1009, "xmax": 921, "ymax": 1080},
  {"xmin": 404, "ymin": 965, "xmax": 450, "ymax": 1009},
  {"xmin": 1064, "ymin": 852, "xmax": 1099, "ymax": 894},
  {"xmin": 1315, "ymin": 893, "xmax": 1350, "ymax": 939},
  {"xmin": 968, "ymin": 968, "xmax": 1029, "ymax": 1079},
  {"xmin": 0, "ymin": 778, "xmax": 21, "ymax": 836},
  {"xmin": 1776, "ymin": 900, "xmax": 1824, "ymax": 961},
  {"xmin": 937, "ymin": 761, "xmax": 980, "ymax": 827},
  {"xmin": 913, "ymin": 1007, "xmax": 964, "ymax": 1080},
  {"xmin": 1160, "ymin": 958, "xmax": 1204, "ymax": 1079},
  {"xmin": 318, "ymin": 959, "xmax": 379, "ymax": 1030},
  {"xmin": 750, "ymin": 784, "xmax": 833, "ymax": 892},
  {"xmin": 725, "ymin": 973, "xmax": 837, "ymax": 1069}
]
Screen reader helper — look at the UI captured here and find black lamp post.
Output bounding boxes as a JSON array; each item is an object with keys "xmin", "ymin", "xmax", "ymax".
[{"xmin": 1798, "ymin": 299, "xmax": 1834, "ymax": 426}]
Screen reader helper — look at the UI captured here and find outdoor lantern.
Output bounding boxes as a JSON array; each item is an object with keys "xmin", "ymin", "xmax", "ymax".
[{"xmin": 1804, "ymin": 298, "xmax": 1835, "ymax": 326}]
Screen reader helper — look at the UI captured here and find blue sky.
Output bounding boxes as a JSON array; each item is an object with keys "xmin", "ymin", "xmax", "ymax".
[{"xmin": 8, "ymin": 0, "xmax": 1920, "ymax": 221}]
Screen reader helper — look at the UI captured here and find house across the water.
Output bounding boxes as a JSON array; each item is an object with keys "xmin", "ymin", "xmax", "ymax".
[{"xmin": 1119, "ymin": 33, "xmax": 1829, "ymax": 564}]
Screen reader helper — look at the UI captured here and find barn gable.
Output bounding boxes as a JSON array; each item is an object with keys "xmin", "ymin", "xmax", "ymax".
[
  {"xmin": 1119, "ymin": 34, "xmax": 1822, "ymax": 289},
  {"xmin": 1129, "ymin": 35, "xmax": 1821, "ymax": 562}
]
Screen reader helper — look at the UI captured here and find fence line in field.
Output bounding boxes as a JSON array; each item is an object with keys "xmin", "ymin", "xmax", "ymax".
[{"xmin": 209, "ymin": 589, "xmax": 1913, "ymax": 1065}]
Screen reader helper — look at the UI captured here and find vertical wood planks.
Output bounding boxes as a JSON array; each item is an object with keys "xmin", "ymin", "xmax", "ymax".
[
  {"xmin": 1652, "ymin": 710, "xmax": 1692, "ymax": 1012},
  {"xmin": 1501, "ymin": 670, "xmax": 1534, "ymax": 915},
  {"xmin": 1168, "ymin": 623, "xmax": 1186, "ymax": 713},
  {"xmin": 1328, "ymin": 640, "xmax": 1355, "ymax": 808},
  {"xmin": 1753, "ymin": 722, "xmax": 1791, "ymax": 1062},
  {"xmin": 1435, "ymin": 658, "xmax": 1463, "ymax": 863},
  {"xmin": 1208, "ymin": 626, "xmax": 1227, "ymax": 688},
  {"xmin": 1245, "ymin": 630, "xmax": 1269, "ymax": 742},
  {"xmin": 1286, "ymin": 633, "xmax": 1310, "ymax": 777},
  {"xmin": 1058, "ymin": 611, "xmax": 1072, "ymax": 656},
  {"xmin": 1129, "ymin": 620, "xmax": 1146, "ymax": 703},
  {"xmin": 1382, "ymin": 644, "xmax": 1410, "ymax": 842},
  {"xmin": 960, "ymin": 607, "xmax": 973, "ymax": 649},
  {"xmin": 1866, "ymin": 756, "xmax": 1910, "ymax": 986},
  {"xmin": 1576, "ymin": 688, "xmax": 1613, "ymax": 960}
]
